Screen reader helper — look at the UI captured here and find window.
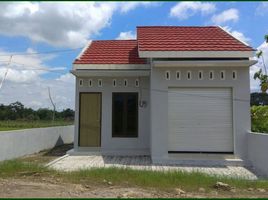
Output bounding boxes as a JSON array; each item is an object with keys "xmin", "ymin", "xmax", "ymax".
[
  {"xmin": 209, "ymin": 71, "xmax": 214, "ymax": 80},
  {"xmin": 112, "ymin": 93, "xmax": 138, "ymax": 137},
  {"xmin": 98, "ymin": 79, "xmax": 102, "ymax": 87},
  {"xmin": 198, "ymin": 70, "xmax": 203, "ymax": 80},
  {"xmin": 165, "ymin": 71, "xmax": 170, "ymax": 80},
  {"xmin": 79, "ymin": 79, "xmax": 83, "ymax": 87},
  {"xmin": 88, "ymin": 79, "xmax": 92, "ymax": 87},
  {"xmin": 187, "ymin": 71, "xmax": 192, "ymax": 80},
  {"xmin": 124, "ymin": 79, "xmax": 128, "ymax": 87},
  {"xmin": 220, "ymin": 71, "xmax": 225, "ymax": 80},
  {"xmin": 176, "ymin": 71, "xmax": 181, "ymax": 80},
  {"xmin": 113, "ymin": 79, "xmax": 116, "ymax": 87},
  {"xmin": 232, "ymin": 70, "xmax": 237, "ymax": 80},
  {"xmin": 135, "ymin": 79, "xmax": 139, "ymax": 87}
]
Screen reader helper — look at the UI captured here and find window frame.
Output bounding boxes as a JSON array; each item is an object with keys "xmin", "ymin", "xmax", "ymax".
[
  {"xmin": 176, "ymin": 71, "xmax": 181, "ymax": 80},
  {"xmin": 79, "ymin": 79, "xmax": 83, "ymax": 87},
  {"xmin": 135, "ymin": 79, "xmax": 139, "ymax": 87},
  {"xmin": 98, "ymin": 79, "xmax": 102, "ymax": 87},
  {"xmin": 88, "ymin": 79, "xmax": 93, "ymax": 87},
  {"xmin": 209, "ymin": 70, "xmax": 214, "ymax": 80},
  {"xmin": 113, "ymin": 79, "xmax": 116, "ymax": 87},
  {"xmin": 198, "ymin": 70, "xmax": 203, "ymax": 80},
  {"xmin": 112, "ymin": 92, "xmax": 139, "ymax": 138},
  {"xmin": 165, "ymin": 71, "xmax": 170, "ymax": 80},
  {"xmin": 124, "ymin": 79, "xmax": 128, "ymax": 87},
  {"xmin": 187, "ymin": 71, "xmax": 192, "ymax": 80},
  {"xmin": 232, "ymin": 70, "xmax": 237, "ymax": 80},
  {"xmin": 220, "ymin": 70, "xmax": 226, "ymax": 80}
]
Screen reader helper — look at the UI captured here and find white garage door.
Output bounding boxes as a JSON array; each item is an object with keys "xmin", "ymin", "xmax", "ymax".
[{"xmin": 168, "ymin": 88, "xmax": 233, "ymax": 153}]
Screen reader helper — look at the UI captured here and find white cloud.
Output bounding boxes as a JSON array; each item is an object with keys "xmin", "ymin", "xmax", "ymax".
[
  {"xmin": 116, "ymin": 31, "xmax": 136, "ymax": 40},
  {"xmin": 119, "ymin": 2, "xmax": 160, "ymax": 13},
  {"xmin": 170, "ymin": 2, "xmax": 216, "ymax": 20},
  {"xmin": 0, "ymin": 75, "xmax": 75, "ymax": 110},
  {"xmin": 211, "ymin": 8, "xmax": 239, "ymax": 24},
  {"xmin": 0, "ymin": 2, "xmax": 157, "ymax": 48},
  {"xmin": 256, "ymin": 2, "xmax": 268, "ymax": 15},
  {"xmin": 0, "ymin": 49, "xmax": 74, "ymax": 110},
  {"xmin": 250, "ymin": 42, "xmax": 268, "ymax": 92},
  {"xmin": 221, "ymin": 26, "xmax": 250, "ymax": 45}
]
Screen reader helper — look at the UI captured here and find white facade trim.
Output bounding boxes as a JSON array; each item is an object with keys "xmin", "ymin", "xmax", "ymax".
[
  {"xmin": 153, "ymin": 60, "xmax": 257, "ymax": 67},
  {"xmin": 73, "ymin": 64, "xmax": 150, "ymax": 70},
  {"xmin": 139, "ymin": 51, "xmax": 255, "ymax": 58},
  {"xmin": 70, "ymin": 70, "xmax": 150, "ymax": 77}
]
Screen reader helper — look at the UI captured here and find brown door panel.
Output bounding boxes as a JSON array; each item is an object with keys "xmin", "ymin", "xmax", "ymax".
[{"xmin": 79, "ymin": 93, "xmax": 101, "ymax": 147}]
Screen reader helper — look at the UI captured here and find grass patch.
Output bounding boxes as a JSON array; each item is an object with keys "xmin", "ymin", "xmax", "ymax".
[
  {"xmin": 65, "ymin": 167, "xmax": 268, "ymax": 192},
  {"xmin": 0, "ymin": 120, "xmax": 73, "ymax": 131},
  {"xmin": 1, "ymin": 159, "xmax": 268, "ymax": 192},
  {"xmin": 0, "ymin": 159, "xmax": 50, "ymax": 178}
]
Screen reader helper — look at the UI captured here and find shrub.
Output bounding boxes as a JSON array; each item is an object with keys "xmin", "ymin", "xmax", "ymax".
[{"xmin": 251, "ymin": 106, "xmax": 268, "ymax": 133}]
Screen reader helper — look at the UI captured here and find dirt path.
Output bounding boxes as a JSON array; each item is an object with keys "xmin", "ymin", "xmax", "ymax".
[{"xmin": 0, "ymin": 178, "xmax": 267, "ymax": 198}]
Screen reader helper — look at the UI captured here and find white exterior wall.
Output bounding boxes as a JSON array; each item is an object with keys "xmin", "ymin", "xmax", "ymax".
[
  {"xmin": 0, "ymin": 126, "xmax": 74, "ymax": 161},
  {"xmin": 150, "ymin": 67, "xmax": 251, "ymax": 163},
  {"xmin": 248, "ymin": 132, "xmax": 268, "ymax": 177},
  {"xmin": 74, "ymin": 77, "xmax": 150, "ymax": 155}
]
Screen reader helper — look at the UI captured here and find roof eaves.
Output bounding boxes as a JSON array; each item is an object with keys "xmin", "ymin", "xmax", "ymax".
[{"xmin": 217, "ymin": 26, "xmax": 255, "ymax": 51}]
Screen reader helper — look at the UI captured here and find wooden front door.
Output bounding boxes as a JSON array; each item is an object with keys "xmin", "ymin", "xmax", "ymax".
[{"xmin": 79, "ymin": 93, "xmax": 101, "ymax": 147}]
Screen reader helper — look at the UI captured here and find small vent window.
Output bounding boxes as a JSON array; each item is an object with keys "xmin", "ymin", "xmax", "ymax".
[
  {"xmin": 88, "ymin": 79, "xmax": 92, "ymax": 87},
  {"xmin": 79, "ymin": 79, "xmax": 83, "ymax": 87},
  {"xmin": 98, "ymin": 79, "xmax": 102, "ymax": 87},
  {"xmin": 165, "ymin": 71, "xmax": 170, "ymax": 80},
  {"xmin": 232, "ymin": 70, "xmax": 237, "ymax": 80},
  {"xmin": 113, "ymin": 79, "xmax": 116, "ymax": 87},
  {"xmin": 198, "ymin": 71, "xmax": 203, "ymax": 80},
  {"xmin": 124, "ymin": 79, "xmax": 128, "ymax": 87},
  {"xmin": 135, "ymin": 79, "xmax": 139, "ymax": 87},
  {"xmin": 187, "ymin": 71, "xmax": 192, "ymax": 80},
  {"xmin": 176, "ymin": 71, "xmax": 181, "ymax": 80},
  {"xmin": 209, "ymin": 71, "xmax": 214, "ymax": 80},
  {"xmin": 220, "ymin": 71, "xmax": 225, "ymax": 80}
]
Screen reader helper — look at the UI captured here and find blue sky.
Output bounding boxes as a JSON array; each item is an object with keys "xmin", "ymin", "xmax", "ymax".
[{"xmin": 0, "ymin": 2, "xmax": 267, "ymax": 110}]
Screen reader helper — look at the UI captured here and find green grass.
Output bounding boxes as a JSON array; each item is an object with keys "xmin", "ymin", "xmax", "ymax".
[
  {"xmin": 0, "ymin": 120, "xmax": 73, "ymax": 131},
  {"xmin": 251, "ymin": 106, "xmax": 268, "ymax": 133},
  {"xmin": 1, "ymin": 159, "xmax": 268, "ymax": 192}
]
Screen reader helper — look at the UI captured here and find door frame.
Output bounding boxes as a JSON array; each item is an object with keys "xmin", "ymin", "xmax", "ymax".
[{"xmin": 78, "ymin": 92, "xmax": 102, "ymax": 147}]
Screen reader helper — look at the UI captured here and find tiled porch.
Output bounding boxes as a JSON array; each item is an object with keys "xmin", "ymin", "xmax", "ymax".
[{"xmin": 47, "ymin": 155, "xmax": 258, "ymax": 180}]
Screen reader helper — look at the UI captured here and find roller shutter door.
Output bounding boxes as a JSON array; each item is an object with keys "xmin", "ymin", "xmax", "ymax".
[{"xmin": 168, "ymin": 88, "xmax": 233, "ymax": 153}]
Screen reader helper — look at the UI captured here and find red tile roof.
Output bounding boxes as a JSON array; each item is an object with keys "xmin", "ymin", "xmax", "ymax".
[
  {"xmin": 74, "ymin": 40, "xmax": 146, "ymax": 65},
  {"xmin": 137, "ymin": 26, "xmax": 254, "ymax": 51}
]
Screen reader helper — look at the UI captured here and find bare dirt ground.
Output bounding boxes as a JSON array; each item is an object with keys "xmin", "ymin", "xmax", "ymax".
[
  {"xmin": 1, "ymin": 177, "xmax": 268, "ymax": 198},
  {"xmin": 0, "ymin": 144, "xmax": 267, "ymax": 198}
]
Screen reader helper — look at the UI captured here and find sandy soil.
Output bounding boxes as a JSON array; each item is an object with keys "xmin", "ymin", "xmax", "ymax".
[{"xmin": 0, "ymin": 177, "xmax": 268, "ymax": 198}]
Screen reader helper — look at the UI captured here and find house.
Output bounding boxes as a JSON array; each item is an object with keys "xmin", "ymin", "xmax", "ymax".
[{"xmin": 70, "ymin": 26, "xmax": 257, "ymax": 164}]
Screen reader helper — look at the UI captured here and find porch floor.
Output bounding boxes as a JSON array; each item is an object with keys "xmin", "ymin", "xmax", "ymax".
[{"xmin": 47, "ymin": 155, "xmax": 258, "ymax": 180}]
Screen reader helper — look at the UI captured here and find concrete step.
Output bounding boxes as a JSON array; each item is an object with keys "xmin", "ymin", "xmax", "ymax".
[{"xmin": 153, "ymin": 154, "xmax": 245, "ymax": 166}]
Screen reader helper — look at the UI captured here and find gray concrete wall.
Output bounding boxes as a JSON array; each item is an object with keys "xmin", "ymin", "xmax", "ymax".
[
  {"xmin": 74, "ymin": 77, "xmax": 150, "ymax": 155},
  {"xmin": 150, "ymin": 67, "xmax": 251, "ymax": 163},
  {"xmin": 0, "ymin": 125, "xmax": 74, "ymax": 161},
  {"xmin": 248, "ymin": 132, "xmax": 268, "ymax": 177}
]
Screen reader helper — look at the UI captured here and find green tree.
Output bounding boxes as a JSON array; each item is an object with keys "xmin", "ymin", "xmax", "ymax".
[{"xmin": 254, "ymin": 35, "xmax": 268, "ymax": 93}]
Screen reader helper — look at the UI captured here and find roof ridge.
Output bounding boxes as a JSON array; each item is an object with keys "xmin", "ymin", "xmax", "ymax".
[
  {"xmin": 137, "ymin": 26, "xmax": 218, "ymax": 28},
  {"xmin": 93, "ymin": 39, "xmax": 137, "ymax": 42}
]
